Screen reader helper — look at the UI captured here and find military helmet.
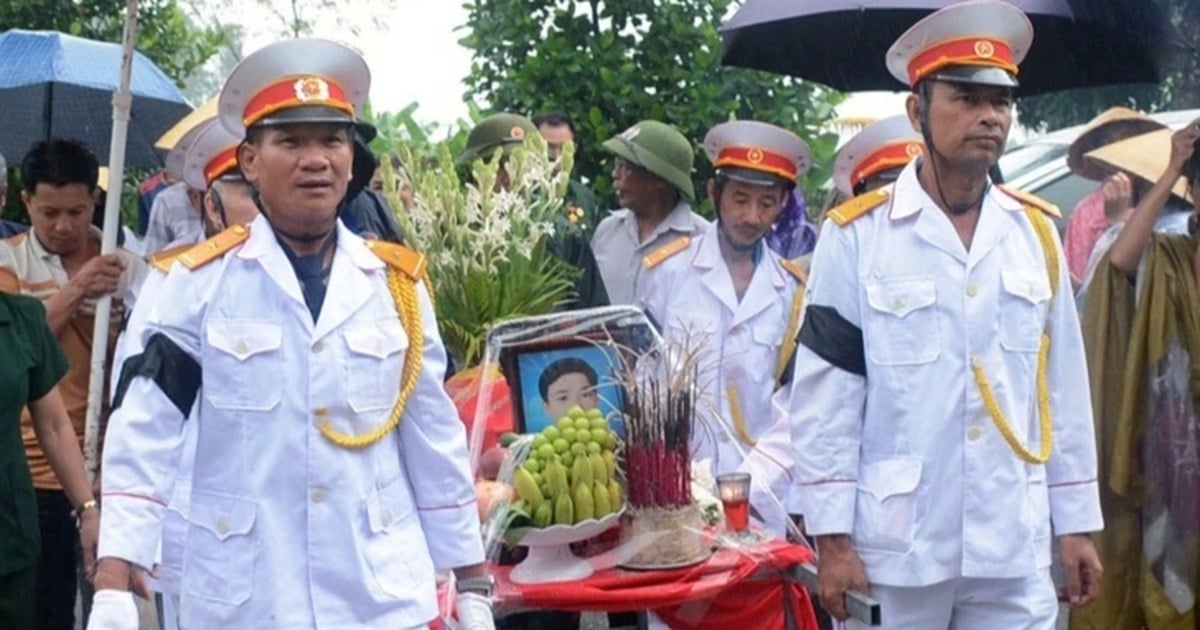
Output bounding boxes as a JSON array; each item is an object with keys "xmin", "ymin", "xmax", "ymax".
[
  {"xmin": 458, "ymin": 113, "xmax": 540, "ymax": 166},
  {"xmin": 602, "ymin": 120, "xmax": 695, "ymax": 203}
]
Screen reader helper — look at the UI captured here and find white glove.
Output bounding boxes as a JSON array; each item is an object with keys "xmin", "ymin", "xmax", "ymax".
[
  {"xmin": 87, "ymin": 590, "xmax": 139, "ymax": 630},
  {"xmin": 455, "ymin": 591, "xmax": 495, "ymax": 630}
]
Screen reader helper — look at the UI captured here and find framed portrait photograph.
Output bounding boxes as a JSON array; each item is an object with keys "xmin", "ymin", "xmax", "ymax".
[{"xmin": 502, "ymin": 339, "xmax": 626, "ymax": 435}]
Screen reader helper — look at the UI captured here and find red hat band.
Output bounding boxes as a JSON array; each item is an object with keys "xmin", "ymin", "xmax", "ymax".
[
  {"xmin": 851, "ymin": 142, "xmax": 924, "ymax": 189},
  {"xmin": 243, "ymin": 75, "xmax": 354, "ymax": 128},
  {"xmin": 715, "ymin": 146, "xmax": 797, "ymax": 183},
  {"xmin": 907, "ymin": 36, "xmax": 1017, "ymax": 86},
  {"xmin": 204, "ymin": 146, "xmax": 239, "ymax": 187}
]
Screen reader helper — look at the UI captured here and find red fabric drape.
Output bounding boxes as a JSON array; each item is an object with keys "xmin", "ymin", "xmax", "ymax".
[{"xmin": 490, "ymin": 540, "xmax": 818, "ymax": 629}]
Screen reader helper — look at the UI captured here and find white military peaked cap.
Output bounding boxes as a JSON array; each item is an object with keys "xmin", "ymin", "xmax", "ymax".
[
  {"xmin": 833, "ymin": 115, "xmax": 925, "ymax": 197},
  {"xmin": 217, "ymin": 38, "xmax": 370, "ymax": 137},
  {"xmin": 182, "ymin": 118, "xmax": 244, "ymax": 191},
  {"xmin": 886, "ymin": 0, "xmax": 1034, "ymax": 89},
  {"xmin": 703, "ymin": 120, "xmax": 811, "ymax": 187},
  {"xmin": 164, "ymin": 118, "xmax": 212, "ymax": 185}
]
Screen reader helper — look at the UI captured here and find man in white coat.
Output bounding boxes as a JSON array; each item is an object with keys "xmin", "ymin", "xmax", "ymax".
[
  {"xmin": 88, "ymin": 39, "xmax": 494, "ymax": 629},
  {"xmin": 637, "ymin": 120, "xmax": 810, "ymax": 534},
  {"xmin": 788, "ymin": 2, "xmax": 1104, "ymax": 627},
  {"xmin": 109, "ymin": 116, "xmax": 260, "ymax": 630}
]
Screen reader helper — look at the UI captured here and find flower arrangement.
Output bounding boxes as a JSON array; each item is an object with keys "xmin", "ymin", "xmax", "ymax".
[{"xmin": 380, "ymin": 135, "xmax": 581, "ymax": 367}]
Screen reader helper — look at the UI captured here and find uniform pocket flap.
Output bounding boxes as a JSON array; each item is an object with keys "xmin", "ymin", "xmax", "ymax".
[
  {"xmin": 344, "ymin": 322, "xmax": 408, "ymax": 360},
  {"xmin": 206, "ymin": 319, "xmax": 283, "ymax": 361},
  {"xmin": 865, "ymin": 278, "xmax": 936, "ymax": 318},
  {"xmin": 1001, "ymin": 269, "xmax": 1051, "ymax": 304},
  {"xmin": 365, "ymin": 477, "xmax": 415, "ymax": 535},
  {"xmin": 188, "ymin": 490, "xmax": 256, "ymax": 541},
  {"xmin": 858, "ymin": 458, "xmax": 922, "ymax": 501}
]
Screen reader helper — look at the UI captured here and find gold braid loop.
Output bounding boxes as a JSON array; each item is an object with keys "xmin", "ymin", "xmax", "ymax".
[
  {"xmin": 725, "ymin": 385, "xmax": 757, "ymax": 447},
  {"xmin": 319, "ymin": 267, "xmax": 424, "ymax": 449},
  {"xmin": 971, "ymin": 207, "xmax": 1058, "ymax": 465},
  {"xmin": 775, "ymin": 285, "xmax": 806, "ymax": 387}
]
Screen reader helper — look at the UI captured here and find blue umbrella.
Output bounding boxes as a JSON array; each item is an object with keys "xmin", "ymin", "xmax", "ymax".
[
  {"xmin": 720, "ymin": 0, "xmax": 1191, "ymax": 96},
  {"xmin": 0, "ymin": 29, "xmax": 192, "ymax": 167}
]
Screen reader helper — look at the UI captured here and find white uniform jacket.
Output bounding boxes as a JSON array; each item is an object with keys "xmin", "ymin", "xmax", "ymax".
[
  {"xmin": 788, "ymin": 162, "xmax": 1103, "ymax": 587},
  {"xmin": 109, "ymin": 234, "xmax": 206, "ymax": 600},
  {"xmin": 637, "ymin": 222, "xmax": 803, "ymax": 528},
  {"xmin": 98, "ymin": 215, "xmax": 483, "ymax": 629}
]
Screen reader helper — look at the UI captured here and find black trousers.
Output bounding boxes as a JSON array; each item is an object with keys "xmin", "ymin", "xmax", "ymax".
[
  {"xmin": 33, "ymin": 490, "xmax": 91, "ymax": 630},
  {"xmin": 0, "ymin": 563, "xmax": 36, "ymax": 630}
]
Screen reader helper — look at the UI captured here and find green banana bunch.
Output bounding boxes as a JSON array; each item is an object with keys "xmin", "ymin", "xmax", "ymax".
[
  {"xmin": 513, "ymin": 467, "xmax": 544, "ymax": 512},
  {"xmin": 574, "ymin": 483, "xmax": 594, "ymax": 523}
]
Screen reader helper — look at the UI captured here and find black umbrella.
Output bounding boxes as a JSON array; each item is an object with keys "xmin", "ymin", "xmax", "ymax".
[
  {"xmin": 720, "ymin": 0, "xmax": 1191, "ymax": 96},
  {"xmin": 0, "ymin": 29, "xmax": 193, "ymax": 167}
]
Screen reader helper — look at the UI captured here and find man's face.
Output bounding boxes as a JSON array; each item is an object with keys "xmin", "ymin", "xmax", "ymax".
[
  {"xmin": 858, "ymin": 167, "xmax": 904, "ymax": 196},
  {"xmin": 238, "ymin": 123, "xmax": 352, "ymax": 238},
  {"xmin": 202, "ymin": 181, "xmax": 259, "ymax": 235},
  {"xmin": 542, "ymin": 372, "xmax": 599, "ymax": 421},
  {"xmin": 539, "ymin": 123, "xmax": 574, "ymax": 159},
  {"xmin": 712, "ymin": 178, "xmax": 785, "ymax": 251},
  {"xmin": 612, "ymin": 158, "xmax": 667, "ymax": 213},
  {"xmin": 23, "ymin": 183, "xmax": 96, "ymax": 256},
  {"xmin": 915, "ymin": 81, "xmax": 1013, "ymax": 170}
]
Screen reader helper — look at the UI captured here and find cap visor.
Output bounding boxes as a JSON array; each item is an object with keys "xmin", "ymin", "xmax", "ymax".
[
  {"xmin": 602, "ymin": 137, "xmax": 639, "ymax": 165},
  {"xmin": 252, "ymin": 105, "xmax": 355, "ymax": 128},
  {"xmin": 719, "ymin": 167, "xmax": 790, "ymax": 188},
  {"xmin": 928, "ymin": 66, "xmax": 1018, "ymax": 88}
]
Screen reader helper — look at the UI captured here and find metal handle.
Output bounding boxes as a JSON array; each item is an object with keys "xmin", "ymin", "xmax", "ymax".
[{"xmin": 792, "ymin": 562, "xmax": 881, "ymax": 626}]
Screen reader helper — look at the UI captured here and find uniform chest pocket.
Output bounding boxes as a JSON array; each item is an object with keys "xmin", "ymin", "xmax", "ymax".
[
  {"xmin": 745, "ymin": 320, "xmax": 785, "ymax": 384},
  {"xmin": 343, "ymin": 320, "xmax": 409, "ymax": 412},
  {"xmin": 864, "ymin": 278, "xmax": 940, "ymax": 366},
  {"xmin": 203, "ymin": 319, "xmax": 283, "ymax": 411},
  {"xmin": 999, "ymin": 269, "xmax": 1051, "ymax": 353}
]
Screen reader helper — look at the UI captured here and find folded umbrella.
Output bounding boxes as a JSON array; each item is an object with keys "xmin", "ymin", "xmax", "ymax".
[{"xmin": 720, "ymin": 0, "xmax": 1190, "ymax": 96}]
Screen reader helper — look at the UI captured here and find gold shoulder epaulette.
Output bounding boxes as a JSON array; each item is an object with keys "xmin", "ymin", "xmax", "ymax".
[
  {"xmin": 147, "ymin": 243, "xmax": 195, "ymax": 273},
  {"xmin": 826, "ymin": 188, "xmax": 890, "ymax": 227},
  {"xmin": 779, "ymin": 257, "xmax": 809, "ymax": 286},
  {"xmin": 365, "ymin": 240, "xmax": 427, "ymax": 281},
  {"xmin": 642, "ymin": 236, "xmax": 691, "ymax": 270},
  {"xmin": 178, "ymin": 224, "xmax": 250, "ymax": 271},
  {"xmin": 997, "ymin": 185, "xmax": 1061, "ymax": 219}
]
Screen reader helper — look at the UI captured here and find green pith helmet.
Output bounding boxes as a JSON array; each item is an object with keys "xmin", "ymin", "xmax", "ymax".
[
  {"xmin": 458, "ymin": 113, "xmax": 540, "ymax": 165},
  {"xmin": 601, "ymin": 120, "xmax": 695, "ymax": 203}
]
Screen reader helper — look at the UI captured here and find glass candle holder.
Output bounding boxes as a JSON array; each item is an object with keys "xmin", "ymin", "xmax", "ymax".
[{"xmin": 716, "ymin": 472, "xmax": 751, "ymax": 532}]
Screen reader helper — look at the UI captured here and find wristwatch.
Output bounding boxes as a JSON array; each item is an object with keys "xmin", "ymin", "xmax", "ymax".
[
  {"xmin": 455, "ymin": 575, "xmax": 495, "ymax": 597},
  {"xmin": 73, "ymin": 499, "xmax": 98, "ymax": 529}
]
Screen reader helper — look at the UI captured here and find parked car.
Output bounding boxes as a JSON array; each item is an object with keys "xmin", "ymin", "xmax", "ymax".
[{"xmin": 999, "ymin": 108, "xmax": 1200, "ymax": 233}]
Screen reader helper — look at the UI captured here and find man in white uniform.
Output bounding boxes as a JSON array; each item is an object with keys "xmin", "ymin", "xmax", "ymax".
[
  {"xmin": 638, "ymin": 120, "xmax": 810, "ymax": 533},
  {"xmin": 88, "ymin": 39, "xmax": 494, "ymax": 630},
  {"xmin": 788, "ymin": 2, "xmax": 1104, "ymax": 627},
  {"xmin": 110, "ymin": 116, "xmax": 260, "ymax": 630}
]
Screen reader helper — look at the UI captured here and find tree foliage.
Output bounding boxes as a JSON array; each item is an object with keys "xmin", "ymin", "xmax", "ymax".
[
  {"xmin": 0, "ymin": 0, "xmax": 224, "ymax": 87},
  {"xmin": 1017, "ymin": 0, "xmax": 1198, "ymax": 131},
  {"xmin": 461, "ymin": 0, "xmax": 845, "ymax": 208}
]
